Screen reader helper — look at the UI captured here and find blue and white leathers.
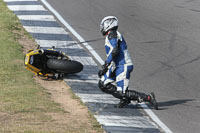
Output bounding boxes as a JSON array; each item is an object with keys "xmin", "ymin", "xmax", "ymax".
[{"xmin": 100, "ymin": 31, "xmax": 134, "ymax": 93}]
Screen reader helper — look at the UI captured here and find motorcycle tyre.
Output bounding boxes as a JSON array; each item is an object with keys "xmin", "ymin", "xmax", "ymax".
[{"xmin": 47, "ymin": 59, "xmax": 83, "ymax": 74}]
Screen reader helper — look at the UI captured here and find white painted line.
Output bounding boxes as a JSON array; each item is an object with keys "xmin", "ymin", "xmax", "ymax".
[
  {"xmin": 41, "ymin": 0, "xmax": 173, "ymax": 132},
  {"xmin": 64, "ymin": 79, "xmax": 98, "ymax": 84},
  {"xmin": 140, "ymin": 103, "xmax": 173, "ymax": 133},
  {"xmin": 4, "ymin": 0, "xmax": 37, "ymax": 2},
  {"xmin": 40, "ymin": 0, "xmax": 104, "ymax": 65},
  {"xmin": 95, "ymin": 115, "xmax": 158, "ymax": 128},
  {"xmin": 76, "ymin": 93, "xmax": 118, "ymax": 104},
  {"xmin": 69, "ymin": 56, "xmax": 97, "ymax": 66},
  {"xmin": 18, "ymin": 15, "xmax": 56, "ymax": 21},
  {"xmin": 23, "ymin": 26, "xmax": 68, "ymax": 34},
  {"xmin": 7, "ymin": 5, "xmax": 46, "ymax": 11},
  {"xmin": 66, "ymin": 74, "xmax": 99, "ymax": 81},
  {"xmin": 35, "ymin": 40, "xmax": 81, "ymax": 48}
]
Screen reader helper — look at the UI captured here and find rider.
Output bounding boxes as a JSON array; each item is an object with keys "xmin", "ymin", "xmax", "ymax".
[{"xmin": 98, "ymin": 16, "xmax": 158, "ymax": 109}]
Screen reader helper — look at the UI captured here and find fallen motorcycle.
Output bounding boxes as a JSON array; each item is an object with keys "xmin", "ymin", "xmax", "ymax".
[{"xmin": 24, "ymin": 46, "xmax": 83, "ymax": 78}]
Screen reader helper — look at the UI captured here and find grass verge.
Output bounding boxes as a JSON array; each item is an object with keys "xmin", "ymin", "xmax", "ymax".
[{"xmin": 0, "ymin": 0, "xmax": 103, "ymax": 132}]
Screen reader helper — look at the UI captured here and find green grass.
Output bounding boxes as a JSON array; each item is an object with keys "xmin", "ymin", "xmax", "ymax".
[
  {"xmin": 0, "ymin": 2, "xmax": 65, "ymax": 132},
  {"xmin": 0, "ymin": 0, "xmax": 61, "ymax": 114},
  {"xmin": 0, "ymin": 0, "xmax": 103, "ymax": 132}
]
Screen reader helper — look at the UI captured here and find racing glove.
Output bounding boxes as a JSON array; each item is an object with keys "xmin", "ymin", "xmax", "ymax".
[{"xmin": 98, "ymin": 62, "xmax": 110, "ymax": 77}]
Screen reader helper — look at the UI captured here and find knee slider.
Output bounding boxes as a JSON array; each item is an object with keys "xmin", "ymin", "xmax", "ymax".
[
  {"xmin": 98, "ymin": 80, "xmax": 117, "ymax": 94},
  {"xmin": 104, "ymin": 83, "xmax": 117, "ymax": 94},
  {"xmin": 98, "ymin": 80, "xmax": 105, "ymax": 90}
]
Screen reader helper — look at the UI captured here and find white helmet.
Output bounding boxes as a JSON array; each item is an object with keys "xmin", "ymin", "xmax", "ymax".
[{"xmin": 100, "ymin": 16, "xmax": 118, "ymax": 35}]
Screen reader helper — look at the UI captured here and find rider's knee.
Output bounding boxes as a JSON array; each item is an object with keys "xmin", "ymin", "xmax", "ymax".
[
  {"xmin": 98, "ymin": 80, "xmax": 105, "ymax": 90},
  {"xmin": 105, "ymin": 83, "xmax": 117, "ymax": 94},
  {"xmin": 98, "ymin": 80, "xmax": 117, "ymax": 94}
]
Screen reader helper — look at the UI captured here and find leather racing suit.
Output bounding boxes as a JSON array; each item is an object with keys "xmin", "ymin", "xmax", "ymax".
[{"xmin": 100, "ymin": 30, "xmax": 134, "ymax": 93}]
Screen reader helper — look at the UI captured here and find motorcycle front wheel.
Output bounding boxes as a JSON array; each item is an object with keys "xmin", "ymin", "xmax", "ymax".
[{"xmin": 47, "ymin": 59, "xmax": 83, "ymax": 74}]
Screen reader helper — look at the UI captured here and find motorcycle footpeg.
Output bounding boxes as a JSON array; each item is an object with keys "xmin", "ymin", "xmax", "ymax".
[{"xmin": 52, "ymin": 73, "xmax": 64, "ymax": 80}]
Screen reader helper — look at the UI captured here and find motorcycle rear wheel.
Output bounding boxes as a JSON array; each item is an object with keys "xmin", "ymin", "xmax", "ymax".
[{"xmin": 47, "ymin": 59, "xmax": 83, "ymax": 74}]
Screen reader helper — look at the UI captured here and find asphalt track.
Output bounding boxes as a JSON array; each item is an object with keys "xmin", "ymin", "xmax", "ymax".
[{"xmin": 44, "ymin": 0, "xmax": 200, "ymax": 133}]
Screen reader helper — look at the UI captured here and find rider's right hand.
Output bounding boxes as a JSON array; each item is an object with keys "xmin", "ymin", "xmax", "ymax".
[
  {"xmin": 98, "ymin": 68, "xmax": 107, "ymax": 78},
  {"xmin": 98, "ymin": 62, "xmax": 110, "ymax": 78},
  {"xmin": 98, "ymin": 70, "xmax": 104, "ymax": 77}
]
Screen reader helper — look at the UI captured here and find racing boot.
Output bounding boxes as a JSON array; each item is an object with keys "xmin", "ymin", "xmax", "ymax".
[
  {"xmin": 125, "ymin": 90, "xmax": 158, "ymax": 109},
  {"xmin": 111, "ymin": 91, "xmax": 131, "ymax": 108},
  {"xmin": 115, "ymin": 97, "xmax": 131, "ymax": 108},
  {"xmin": 147, "ymin": 92, "xmax": 158, "ymax": 110}
]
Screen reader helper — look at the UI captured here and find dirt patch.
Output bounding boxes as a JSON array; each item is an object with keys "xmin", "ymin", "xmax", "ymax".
[
  {"xmin": 34, "ymin": 77, "xmax": 102, "ymax": 133},
  {"xmin": 18, "ymin": 33, "xmax": 38, "ymax": 54},
  {"xmin": 34, "ymin": 77, "xmax": 88, "ymax": 121}
]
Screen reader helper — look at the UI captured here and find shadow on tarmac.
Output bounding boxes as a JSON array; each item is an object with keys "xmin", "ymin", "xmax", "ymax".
[{"xmin": 156, "ymin": 99, "xmax": 194, "ymax": 110}]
